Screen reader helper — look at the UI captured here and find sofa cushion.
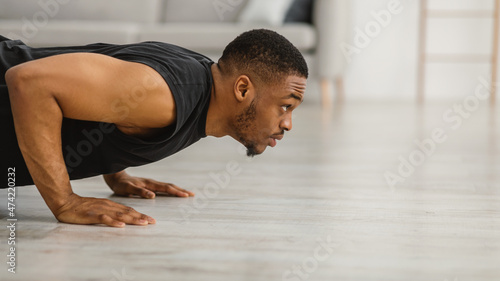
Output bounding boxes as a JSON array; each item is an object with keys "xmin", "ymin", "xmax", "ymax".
[
  {"xmin": 0, "ymin": 0, "xmax": 162, "ymax": 23},
  {"xmin": 0, "ymin": 20, "xmax": 139, "ymax": 47},
  {"xmin": 138, "ymin": 23, "xmax": 316, "ymax": 54},
  {"xmin": 163, "ymin": 0, "xmax": 248, "ymax": 23},
  {"xmin": 238, "ymin": 0, "xmax": 293, "ymax": 25}
]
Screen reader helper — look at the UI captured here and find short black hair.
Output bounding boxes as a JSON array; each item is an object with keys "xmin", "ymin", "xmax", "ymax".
[{"xmin": 218, "ymin": 29, "xmax": 308, "ymax": 84}]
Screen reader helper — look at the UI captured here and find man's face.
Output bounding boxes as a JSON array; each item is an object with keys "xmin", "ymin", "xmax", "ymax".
[{"xmin": 232, "ymin": 75, "xmax": 307, "ymax": 157}]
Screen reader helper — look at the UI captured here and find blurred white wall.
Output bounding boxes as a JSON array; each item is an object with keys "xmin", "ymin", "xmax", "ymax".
[{"xmin": 343, "ymin": 0, "xmax": 500, "ymax": 102}]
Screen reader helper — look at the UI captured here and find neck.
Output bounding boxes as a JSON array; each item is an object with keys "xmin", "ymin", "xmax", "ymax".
[{"xmin": 206, "ymin": 63, "xmax": 232, "ymax": 138}]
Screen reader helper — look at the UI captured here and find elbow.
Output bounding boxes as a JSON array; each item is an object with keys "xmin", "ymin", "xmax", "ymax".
[
  {"xmin": 6, "ymin": 66, "xmax": 24, "ymax": 92},
  {"xmin": 5, "ymin": 65, "xmax": 33, "ymax": 100},
  {"xmin": 6, "ymin": 66, "xmax": 22, "ymax": 86}
]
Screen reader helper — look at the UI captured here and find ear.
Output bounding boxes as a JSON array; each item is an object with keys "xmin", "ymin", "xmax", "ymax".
[{"xmin": 233, "ymin": 75, "xmax": 255, "ymax": 103}]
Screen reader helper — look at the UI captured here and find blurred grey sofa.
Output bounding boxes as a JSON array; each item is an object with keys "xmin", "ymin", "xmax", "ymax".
[{"xmin": 0, "ymin": 0, "xmax": 349, "ymax": 104}]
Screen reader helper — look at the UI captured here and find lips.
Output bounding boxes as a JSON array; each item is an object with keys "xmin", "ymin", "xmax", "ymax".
[
  {"xmin": 269, "ymin": 137, "xmax": 277, "ymax": 147},
  {"xmin": 272, "ymin": 134, "xmax": 284, "ymax": 141},
  {"xmin": 269, "ymin": 134, "xmax": 284, "ymax": 147}
]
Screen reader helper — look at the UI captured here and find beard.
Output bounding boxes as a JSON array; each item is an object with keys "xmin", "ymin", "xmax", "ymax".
[{"xmin": 233, "ymin": 100, "xmax": 259, "ymax": 157}]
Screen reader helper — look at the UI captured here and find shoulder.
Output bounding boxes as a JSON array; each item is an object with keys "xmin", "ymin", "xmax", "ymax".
[
  {"xmin": 114, "ymin": 41, "xmax": 213, "ymax": 84},
  {"xmin": 103, "ymin": 42, "xmax": 213, "ymax": 134}
]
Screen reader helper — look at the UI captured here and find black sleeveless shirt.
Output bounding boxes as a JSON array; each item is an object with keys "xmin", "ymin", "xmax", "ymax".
[{"xmin": 0, "ymin": 35, "xmax": 213, "ymax": 187}]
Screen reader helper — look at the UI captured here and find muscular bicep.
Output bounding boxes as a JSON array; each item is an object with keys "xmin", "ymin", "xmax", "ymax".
[{"xmin": 11, "ymin": 53, "xmax": 175, "ymax": 128}]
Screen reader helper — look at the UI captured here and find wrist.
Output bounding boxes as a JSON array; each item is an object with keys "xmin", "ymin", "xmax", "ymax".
[
  {"xmin": 45, "ymin": 190, "xmax": 76, "ymax": 216},
  {"xmin": 103, "ymin": 170, "xmax": 128, "ymax": 187},
  {"xmin": 51, "ymin": 193, "xmax": 80, "ymax": 218}
]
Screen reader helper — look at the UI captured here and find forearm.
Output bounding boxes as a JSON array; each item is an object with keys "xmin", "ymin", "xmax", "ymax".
[
  {"xmin": 2, "ymin": 54, "xmax": 162, "ymax": 227},
  {"xmin": 6, "ymin": 66, "xmax": 73, "ymax": 214}
]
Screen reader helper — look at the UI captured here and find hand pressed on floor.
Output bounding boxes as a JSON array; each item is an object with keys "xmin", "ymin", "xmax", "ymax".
[
  {"xmin": 54, "ymin": 193, "xmax": 156, "ymax": 228},
  {"xmin": 105, "ymin": 172, "xmax": 195, "ymax": 199}
]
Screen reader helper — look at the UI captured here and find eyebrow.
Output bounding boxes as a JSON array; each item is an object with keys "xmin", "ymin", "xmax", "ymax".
[{"xmin": 285, "ymin": 93, "xmax": 304, "ymax": 103}]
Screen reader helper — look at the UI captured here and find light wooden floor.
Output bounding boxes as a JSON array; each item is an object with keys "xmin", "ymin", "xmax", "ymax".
[{"xmin": 1, "ymin": 102, "xmax": 499, "ymax": 281}]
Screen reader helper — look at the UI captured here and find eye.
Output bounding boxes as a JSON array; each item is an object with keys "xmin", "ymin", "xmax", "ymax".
[{"xmin": 281, "ymin": 105, "xmax": 292, "ymax": 112}]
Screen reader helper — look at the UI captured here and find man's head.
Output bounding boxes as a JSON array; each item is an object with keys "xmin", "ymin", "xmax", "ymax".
[{"xmin": 217, "ymin": 29, "xmax": 308, "ymax": 157}]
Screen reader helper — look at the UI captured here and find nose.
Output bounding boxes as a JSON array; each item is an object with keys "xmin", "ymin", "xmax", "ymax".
[{"xmin": 280, "ymin": 113, "xmax": 292, "ymax": 131}]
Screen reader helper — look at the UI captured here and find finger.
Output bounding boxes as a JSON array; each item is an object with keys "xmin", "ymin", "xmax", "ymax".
[
  {"xmin": 125, "ymin": 184, "xmax": 156, "ymax": 199},
  {"xmin": 98, "ymin": 214, "xmax": 125, "ymax": 228},
  {"xmin": 176, "ymin": 187, "xmax": 195, "ymax": 197},
  {"xmin": 147, "ymin": 182, "xmax": 195, "ymax": 197},
  {"xmin": 113, "ymin": 205, "xmax": 156, "ymax": 225},
  {"xmin": 109, "ymin": 201, "xmax": 156, "ymax": 224}
]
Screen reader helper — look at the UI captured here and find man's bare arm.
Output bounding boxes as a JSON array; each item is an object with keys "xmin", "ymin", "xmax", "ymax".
[{"xmin": 5, "ymin": 53, "xmax": 175, "ymax": 227}]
